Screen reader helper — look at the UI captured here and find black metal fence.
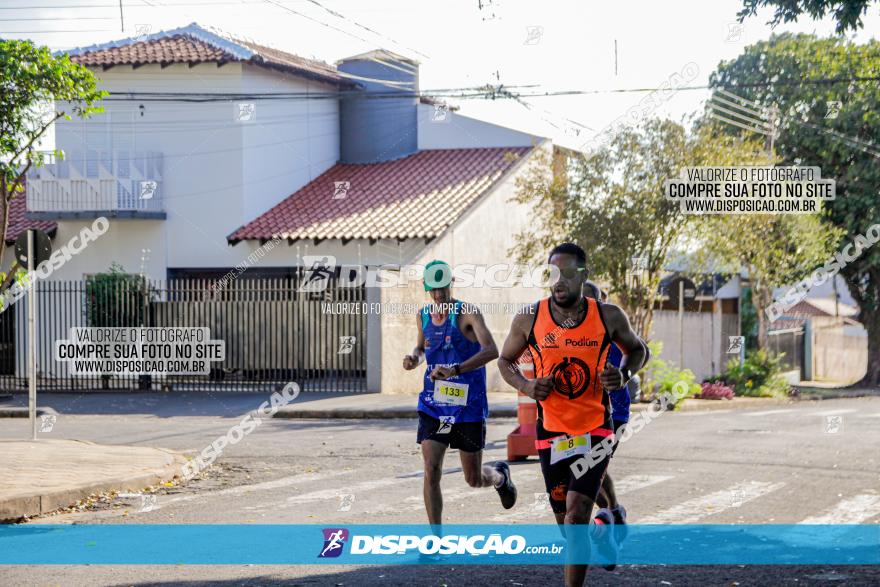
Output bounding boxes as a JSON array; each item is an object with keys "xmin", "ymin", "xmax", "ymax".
[
  {"xmin": 0, "ymin": 274, "xmax": 368, "ymax": 393},
  {"xmin": 767, "ymin": 326, "xmax": 805, "ymax": 380}
]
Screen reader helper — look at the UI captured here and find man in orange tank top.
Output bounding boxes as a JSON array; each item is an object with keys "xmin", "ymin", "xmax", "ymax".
[{"xmin": 498, "ymin": 243, "xmax": 647, "ymax": 587}]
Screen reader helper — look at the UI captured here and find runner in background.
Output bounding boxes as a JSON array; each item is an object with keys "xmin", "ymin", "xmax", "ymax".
[
  {"xmin": 402, "ymin": 260, "xmax": 517, "ymax": 529},
  {"xmin": 584, "ymin": 282, "xmax": 650, "ymax": 563}
]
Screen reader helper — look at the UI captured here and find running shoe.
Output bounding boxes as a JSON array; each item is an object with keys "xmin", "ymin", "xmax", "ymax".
[
  {"xmin": 593, "ymin": 508, "xmax": 619, "ymax": 571},
  {"xmin": 611, "ymin": 503, "xmax": 629, "ymax": 544},
  {"xmin": 492, "ymin": 461, "xmax": 517, "ymax": 509}
]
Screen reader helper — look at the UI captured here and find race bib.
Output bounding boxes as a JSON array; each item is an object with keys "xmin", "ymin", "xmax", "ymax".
[
  {"xmin": 437, "ymin": 415, "xmax": 456, "ymax": 434},
  {"xmin": 433, "ymin": 379, "xmax": 469, "ymax": 406},
  {"xmin": 549, "ymin": 434, "xmax": 590, "ymax": 465}
]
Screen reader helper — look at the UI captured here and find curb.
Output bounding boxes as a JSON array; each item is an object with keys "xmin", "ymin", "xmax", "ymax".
[
  {"xmin": 0, "ymin": 407, "xmax": 59, "ymax": 418},
  {"xmin": 0, "ymin": 445, "xmax": 187, "ymax": 522},
  {"xmin": 274, "ymin": 406, "xmax": 519, "ymax": 419}
]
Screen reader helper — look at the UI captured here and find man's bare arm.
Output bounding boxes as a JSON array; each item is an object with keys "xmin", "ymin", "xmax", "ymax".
[
  {"xmin": 402, "ymin": 312, "xmax": 426, "ymax": 370},
  {"xmin": 457, "ymin": 305, "xmax": 498, "ymax": 373},
  {"xmin": 598, "ymin": 303, "xmax": 647, "ymax": 389},
  {"xmin": 497, "ymin": 305, "xmax": 553, "ymax": 400}
]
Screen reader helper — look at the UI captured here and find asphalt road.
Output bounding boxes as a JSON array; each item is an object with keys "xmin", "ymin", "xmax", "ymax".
[{"xmin": 1, "ymin": 393, "xmax": 879, "ymax": 586}]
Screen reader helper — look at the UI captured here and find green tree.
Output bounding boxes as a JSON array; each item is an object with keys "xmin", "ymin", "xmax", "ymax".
[
  {"xmin": 738, "ymin": 0, "xmax": 877, "ymax": 33},
  {"xmin": 698, "ymin": 214, "xmax": 842, "ymax": 349},
  {"xmin": 0, "ymin": 39, "xmax": 105, "ymax": 288},
  {"xmin": 710, "ymin": 33, "xmax": 880, "ymax": 385},
  {"xmin": 511, "ymin": 119, "xmax": 767, "ymax": 339}
]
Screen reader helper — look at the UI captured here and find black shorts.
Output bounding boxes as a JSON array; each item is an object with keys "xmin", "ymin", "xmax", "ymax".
[
  {"xmin": 610, "ymin": 420, "xmax": 627, "ymax": 457},
  {"xmin": 417, "ymin": 411, "xmax": 486, "ymax": 453},
  {"xmin": 537, "ymin": 421, "xmax": 613, "ymax": 514}
]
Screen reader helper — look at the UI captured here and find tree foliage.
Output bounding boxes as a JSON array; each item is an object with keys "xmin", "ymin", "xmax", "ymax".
[
  {"xmin": 711, "ymin": 33, "xmax": 880, "ymax": 385},
  {"xmin": 511, "ymin": 119, "xmax": 768, "ymax": 340},
  {"xmin": 738, "ymin": 0, "xmax": 877, "ymax": 33},
  {"xmin": 0, "ymin": 39, "xmax": 105, "ymax": 281}
]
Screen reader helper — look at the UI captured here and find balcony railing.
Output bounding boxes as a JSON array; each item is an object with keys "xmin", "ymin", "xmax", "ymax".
[{"xmin": 27, "ymin": 150, "xmax": 165, "ymax": 219}]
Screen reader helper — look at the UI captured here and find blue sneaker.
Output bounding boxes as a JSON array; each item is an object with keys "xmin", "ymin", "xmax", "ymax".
[
  {"xmin": 611, "ymin": 504, "xmax": 629, "ymax": 544},
  {"xmin": 592, "ymin": 508, "xmax": 619, "ymax": 571}
]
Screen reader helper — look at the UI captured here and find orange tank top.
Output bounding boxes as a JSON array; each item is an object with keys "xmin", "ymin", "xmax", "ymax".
[{"xmin": 528, "ymin": 296, "xmax": 612, "ymax": 435}]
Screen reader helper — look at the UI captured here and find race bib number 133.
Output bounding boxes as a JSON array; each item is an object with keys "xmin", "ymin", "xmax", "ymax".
[{"xmin": 433, "ymin": 380, "xmax": 469, "ymax": 406}]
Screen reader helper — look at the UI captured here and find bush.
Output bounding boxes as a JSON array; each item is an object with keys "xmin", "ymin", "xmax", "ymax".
[
  {"xmin": 714, "ymin": 349, "xmax": 790, "ymax": 398},
  {"xmin": 85, "ymin": 262, "xmax": 154, "ymax": 327},
  {"xmin": 641, "ymin": 341, "xmax": 701, "ymax": 410},
  {"xmin": 699, "ymin": 381, "xmax": 734, "ymax": 400}
]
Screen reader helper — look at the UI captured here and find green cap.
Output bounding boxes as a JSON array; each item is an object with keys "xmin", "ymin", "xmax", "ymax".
[{"xmin": 423, "ymin": 260, "xmax": 453, "ymax": 291}]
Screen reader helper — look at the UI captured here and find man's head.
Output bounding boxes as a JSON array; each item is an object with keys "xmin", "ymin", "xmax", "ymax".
[
  {"xmin": 423, "ymin": 259, "xmax": 453, "ymax": 304},
  {"xmin": 548, "ymin": 243, "xmax": 589, "ymax": 308}
]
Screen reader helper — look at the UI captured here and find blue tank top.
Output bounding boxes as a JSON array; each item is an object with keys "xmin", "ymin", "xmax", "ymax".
[
  {"xmin": 606, "ymin": 342, "xmax": 630, "ymax": 423},
  {"xmin": 417, "ymin": 301, "xmax": 488, "ymax": 422}
]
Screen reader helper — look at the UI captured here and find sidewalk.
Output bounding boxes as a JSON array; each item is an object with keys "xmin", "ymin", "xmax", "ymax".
[
  {"xmin": 272, "ymin": 391, "xmax": 805, "ymax": 419},
  {"xmin": 0, "ymin": 439, "xmax": 186, "ymax": 522}
]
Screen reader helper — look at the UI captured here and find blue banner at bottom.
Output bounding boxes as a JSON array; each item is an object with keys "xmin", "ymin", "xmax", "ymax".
[{"xmin": 1, "ymin": 524, "xmax": 878, "ymax": 565}]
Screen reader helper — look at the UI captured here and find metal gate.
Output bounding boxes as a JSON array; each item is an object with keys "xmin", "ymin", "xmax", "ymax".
[
  {"xmin": 0, "ymin": 273, "xmax": 367, "ymax": 393},
  {"xmin": 767, "ymin": 326, "xmax": 805, "ymax": 380}
]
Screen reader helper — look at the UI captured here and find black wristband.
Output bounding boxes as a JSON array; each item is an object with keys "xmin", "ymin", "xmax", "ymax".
[
  {"xmin": 453, "ymin": 363, "xmax": 461, "ymax": 376},
  {"xmin": 620, "ymin": 365, "xmax": 633, "ymax": 384}
]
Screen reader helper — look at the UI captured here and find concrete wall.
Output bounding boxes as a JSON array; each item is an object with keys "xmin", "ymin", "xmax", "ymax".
[
  {"xmin": 811, "ymin": 319, "xmax": 867, "ymax": 384},
  {"xmin": 417, "ymin": 104, "xmax": 538, "ymax": 150},
  {"xmin": 650, "ymin": 307, "xmax": 740, "ymax": 382},
  {"xmin": 378, "ymin": 144, "xmax": 550, "ymax": 395}
]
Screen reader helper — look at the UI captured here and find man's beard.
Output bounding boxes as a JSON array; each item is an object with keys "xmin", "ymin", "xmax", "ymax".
[{"xmin": 553, "ymin": 290, "xmax": 580, "ymax": 308}]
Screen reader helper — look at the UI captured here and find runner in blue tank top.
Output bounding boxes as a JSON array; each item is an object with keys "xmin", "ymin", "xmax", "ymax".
[{"xmin": 403, "ymin": 260, "xmax": 517, "ymax": 526}]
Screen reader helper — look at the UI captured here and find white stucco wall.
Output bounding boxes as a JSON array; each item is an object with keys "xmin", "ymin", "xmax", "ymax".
[
  {"xmin": 50, "ymin": 62, "xmax": 341, "ymax": 277},
  {"xmin": 378, "ymin": 143, "xmax": 551, "ymax": 395},
  {"xmin": 417, "ymin": 104, "xmax": 539, "ymax": 149}
]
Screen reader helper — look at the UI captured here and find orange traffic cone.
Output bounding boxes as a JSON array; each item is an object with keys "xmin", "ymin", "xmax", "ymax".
[{"xmin": 507, "ymin": 351, "xmax": 538, "ymax": 461}]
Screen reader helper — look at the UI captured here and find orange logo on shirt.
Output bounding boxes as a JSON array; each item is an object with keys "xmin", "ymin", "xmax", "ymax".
[{"xmin": 550, "ymin": 482, "xmax": 568, "ymax": 502}]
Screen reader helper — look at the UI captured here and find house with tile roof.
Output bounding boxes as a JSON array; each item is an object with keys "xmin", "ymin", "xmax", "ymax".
[{"xmin": 15, "ymin": 24, "xmax": 551, "ymax": 392}]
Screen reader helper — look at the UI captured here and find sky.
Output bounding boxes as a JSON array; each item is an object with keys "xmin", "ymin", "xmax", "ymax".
[{"xmin": 3, "ymin": 0, "xmax": 879, "ymax": 150}]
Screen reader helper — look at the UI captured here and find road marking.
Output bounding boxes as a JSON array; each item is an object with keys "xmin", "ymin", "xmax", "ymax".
[
  {"xmin": 638, "ymin": 481, "xmax": 786, "ymax": 524},
  {"xmin": 816, "ymin": 408, "xmax": 857, "ymax": 417},
  {"xmin": 743, "ymin": 409, "xmax": 798, "ymax": 417},
  {"xmin": 490, "ymin": 474, "xmax": 675, "ymax": 522},
  {"xmin": 613, "ymin": 474, "xmax": 676, "ymax": 494},
  {"xmin": 675, "ymin": 410, "xmax": 733, "ymax": 416},
  {"xmin": 799, "ymin": 494, "xmax": 880, "ymax": 524}
]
